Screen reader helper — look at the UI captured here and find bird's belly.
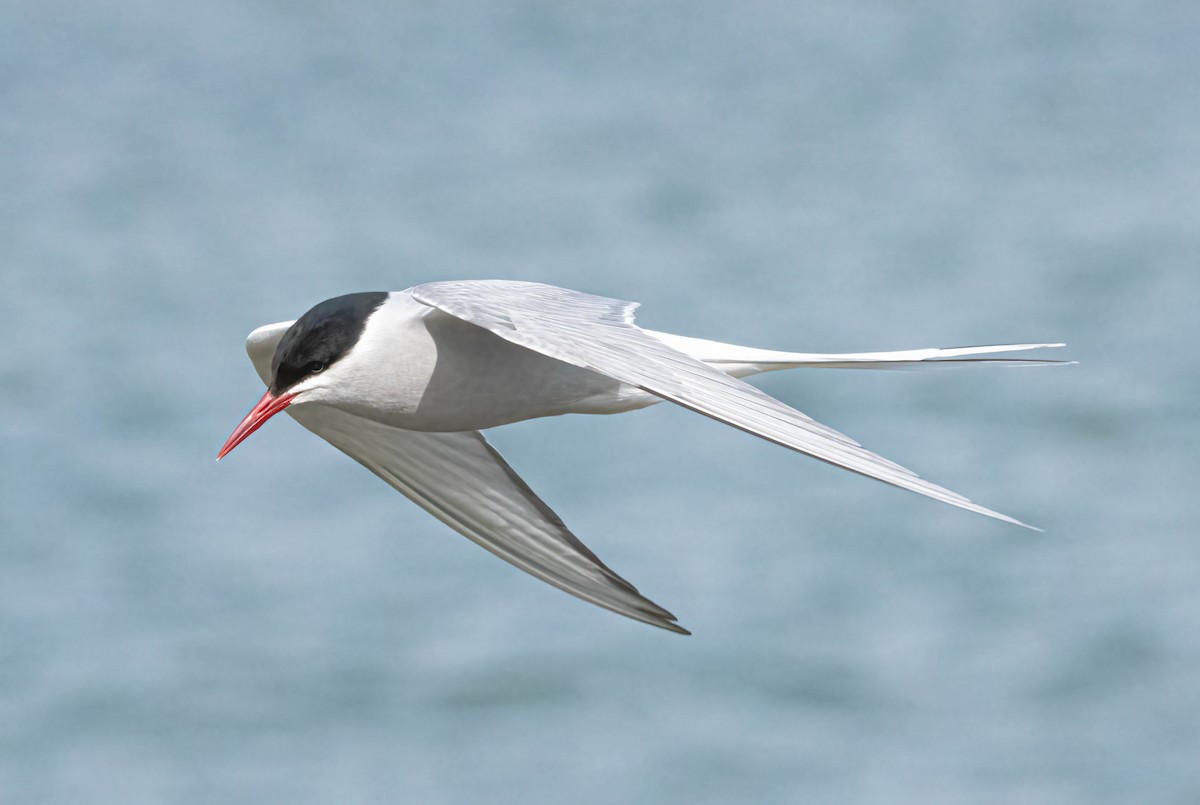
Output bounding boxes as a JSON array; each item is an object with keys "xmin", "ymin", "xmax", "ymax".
[
  {"xmin": 329, "ymin": 302, "xmax": 658, "ymax": 432},
  {"xmin": 406, "ymin": 367, "xmax": 647, "ymax": 431}
]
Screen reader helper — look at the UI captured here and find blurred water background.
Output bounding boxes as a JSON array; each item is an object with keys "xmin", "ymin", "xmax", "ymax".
[{"xmin": 2, "ymin": 1, "xmax": 1198, "ymax": 803}]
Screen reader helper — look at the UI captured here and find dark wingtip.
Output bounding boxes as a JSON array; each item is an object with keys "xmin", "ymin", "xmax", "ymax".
[
  {"xmin": 660, "ymin": 620, "xmax": 692, "ymax": 636},
  {"xmin": 655, "ymin": 611, "xmax": 691, "ymax": 635}
]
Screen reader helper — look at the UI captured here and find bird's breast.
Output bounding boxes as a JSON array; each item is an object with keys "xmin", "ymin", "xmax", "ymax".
[{"xmin": 319, "ymin": 292, "xmax": 647, "ymax": 432}]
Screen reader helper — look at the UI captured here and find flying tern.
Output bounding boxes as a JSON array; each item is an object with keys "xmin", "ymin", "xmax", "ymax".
[{"xmin": 219, "ymin": 280, "xmax": 1067, "ymax": 633}]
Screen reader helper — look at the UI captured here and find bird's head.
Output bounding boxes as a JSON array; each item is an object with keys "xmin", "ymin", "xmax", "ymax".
[{"xmin": 218, "ymin": 292, "xmax": 388, "ymax": 459}]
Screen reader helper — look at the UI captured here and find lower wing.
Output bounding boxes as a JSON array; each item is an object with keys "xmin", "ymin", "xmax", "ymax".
[{"xmin": 245, "ymin": 320, "xmax": 687, "ymax": 634}]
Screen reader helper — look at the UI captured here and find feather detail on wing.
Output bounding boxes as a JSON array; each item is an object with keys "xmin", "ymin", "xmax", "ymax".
[
  {"xmin": 411, "ymin": 280, "xmax": 1038, "ymax": 529},
  {"xmin": 245, "ymin": 319, "xmax": 687, "ymax": 634}
]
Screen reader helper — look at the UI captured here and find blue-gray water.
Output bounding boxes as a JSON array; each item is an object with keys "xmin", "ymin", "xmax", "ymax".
[{"xmin": 3, "ymin": 2, "xmax": 1198, "ymax": 803}]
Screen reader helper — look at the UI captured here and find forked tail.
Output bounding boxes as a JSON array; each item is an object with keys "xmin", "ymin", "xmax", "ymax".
[{"xmin": 644, "ymin": 331, "xmax": 1071, "ymax": 379}]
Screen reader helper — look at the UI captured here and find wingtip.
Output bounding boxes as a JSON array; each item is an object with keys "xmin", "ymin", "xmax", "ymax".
[
  {"xmin": 634, "ymin": 599, "xmax": 690, "ymax": 635},
  {"xmin": 964, "ymin": 500, "xmax": 1044, "ymax": 533},
  {"xmin": 992, "ymin": 511, "xmax": 1043, "ymax": 532},
  {"xmin": 643, "ymin": 606, "xmax": 692, "ymax": 635},
  {"xmin": 999, "ymin": 512, "xmax": 1043, "ymax": 532}
]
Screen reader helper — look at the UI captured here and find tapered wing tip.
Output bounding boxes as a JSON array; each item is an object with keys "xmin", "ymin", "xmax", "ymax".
[
  {"xmin": 628, "ymin": 599, "xmax": 691, "ymax": 635},
  {"xmin": 659, "ymin": 620, "xmax": 692, "ymax": 636},
  {"xmin": 978, "ymin": 508, "xmax": 1042, "ymax": 532},
  {"xmin": 986, "ymin": 509, "xmax": 1043, "ymax": 532}
]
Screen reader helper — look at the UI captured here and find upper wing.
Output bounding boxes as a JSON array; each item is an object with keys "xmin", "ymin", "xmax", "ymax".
[
  {"xmin": 245, "ymin": 320, "xmax": 687, "ymax": 634},
  {"xmin": 411, "ymin": 280, "xmax": 1036, "ymax": 529}
]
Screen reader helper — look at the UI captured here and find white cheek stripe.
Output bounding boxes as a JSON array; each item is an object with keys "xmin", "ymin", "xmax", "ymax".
[{"xmin": 292, "ymin": 292, "xmax": 439, "ymax": 416}]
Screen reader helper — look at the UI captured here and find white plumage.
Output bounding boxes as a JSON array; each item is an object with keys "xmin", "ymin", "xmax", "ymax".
[{"xmin": 230, "ymin": 280, "xmax": 1068, "ymax": 633}]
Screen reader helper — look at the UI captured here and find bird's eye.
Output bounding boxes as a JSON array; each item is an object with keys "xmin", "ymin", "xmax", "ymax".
[{"xmin": 306, "ymin": 361, "xmax": 326, "ymax": 374}]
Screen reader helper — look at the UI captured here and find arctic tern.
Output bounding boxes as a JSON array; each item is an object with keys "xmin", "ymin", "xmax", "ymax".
[{"xmin": 219, "ymin": 280, "xmax": 1067, "ymax": 634}]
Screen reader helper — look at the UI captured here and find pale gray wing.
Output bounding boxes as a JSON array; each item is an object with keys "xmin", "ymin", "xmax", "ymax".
[
  {"xmin": 411, "ymin": 280, "xmax": 1035, "ymax": 529},
  {"xmin": 245, "ymin": 321, "xmax": 687, "ymax": 634},
  {"xmin": 247, "ymin": 321, "xmax": 296, "ymax": 383}
]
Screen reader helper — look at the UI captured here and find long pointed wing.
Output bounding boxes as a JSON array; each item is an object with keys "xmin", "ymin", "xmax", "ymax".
[
  {"xmin": 245, "ymin": 321, "xmax": 687, "ymax": 634},
  {"xmin": 411, "ymin": 280, "xmax": 1036, "ymax": 529}
]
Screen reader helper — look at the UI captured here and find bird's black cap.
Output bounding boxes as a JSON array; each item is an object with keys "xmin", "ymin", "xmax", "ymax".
[{"xmin": 270, "ymin": 292, "xmax": 389, "ymax": 394}]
